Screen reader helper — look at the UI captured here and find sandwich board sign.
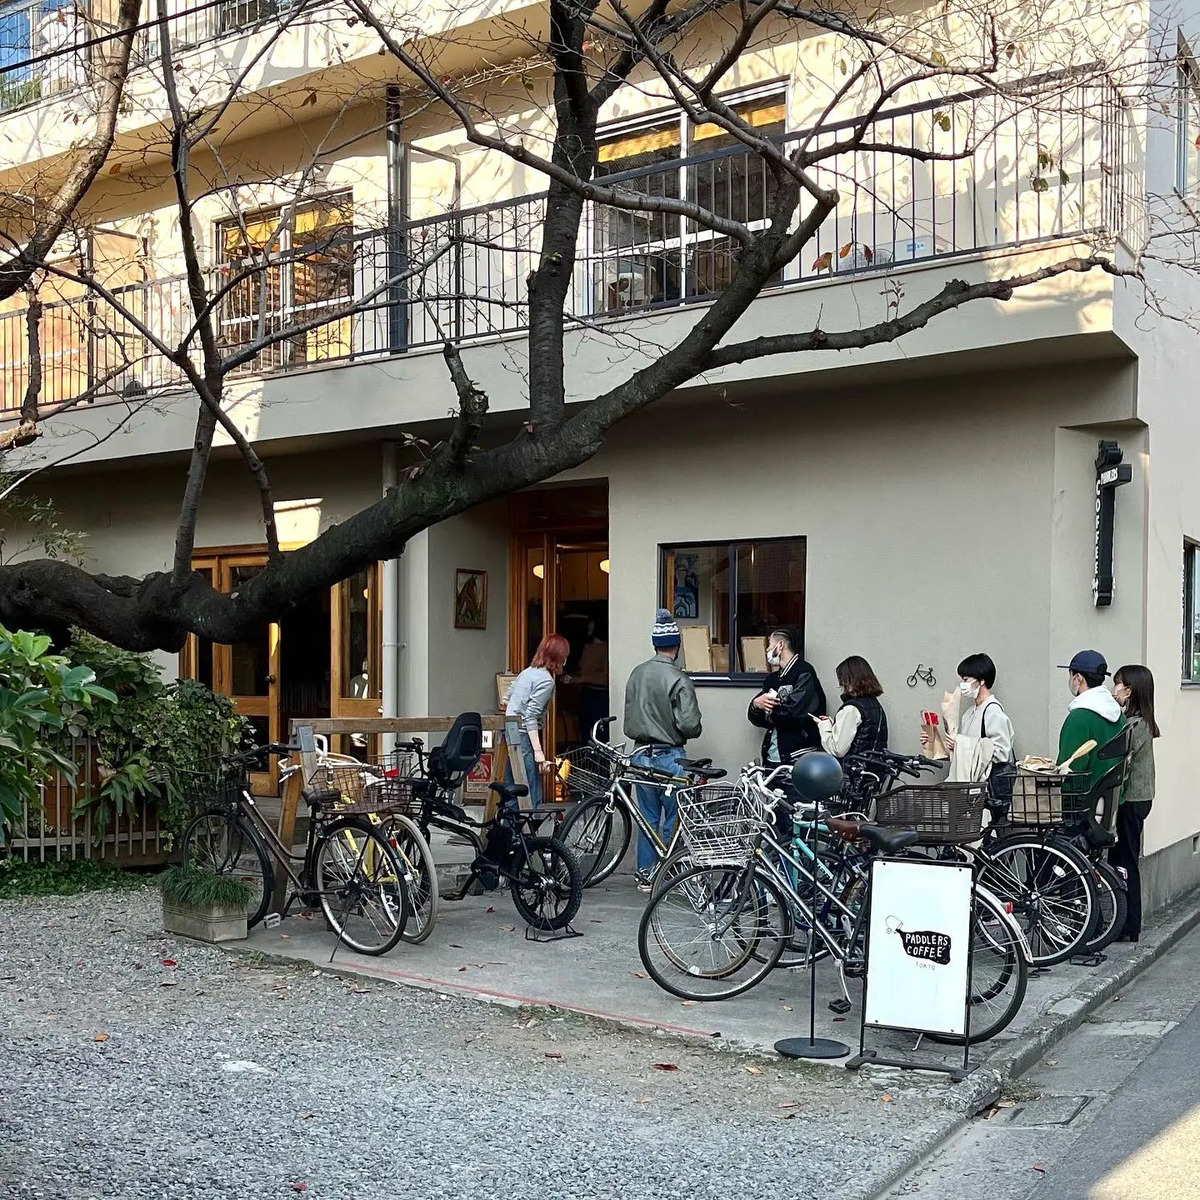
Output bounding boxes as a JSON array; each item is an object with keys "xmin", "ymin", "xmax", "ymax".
[{"xmin": 850, "ymin": 858, "xmax": 975, "ymax": 1078}]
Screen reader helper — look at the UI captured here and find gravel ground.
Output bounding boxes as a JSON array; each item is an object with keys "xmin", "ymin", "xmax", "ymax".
[{"xmin": 1, "ymin": 891, "xmax": 959, "ymax": 1200}]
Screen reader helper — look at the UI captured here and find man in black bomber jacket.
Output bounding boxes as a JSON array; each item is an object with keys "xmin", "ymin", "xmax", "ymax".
[{"xmin": 747, "ymin": 626, "xmax": 826, "ymax": 764}]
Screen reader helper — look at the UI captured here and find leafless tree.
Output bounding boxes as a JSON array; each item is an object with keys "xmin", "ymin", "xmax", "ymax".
[{"xmin": 0, "ymin": 0, "xmax": 1169, "ymax": 649}]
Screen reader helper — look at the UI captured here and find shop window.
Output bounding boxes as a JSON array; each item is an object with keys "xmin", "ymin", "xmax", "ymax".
[
  {"xmin": 660, "ymin": 537, "xmax": 806, "ymax": 680},
  {"xmin": 217, "ymin": 192, "xmax": 354, "ymax": 373},
  {"xmin": 1185, "ymin": 541, "xmax": 1200, "ymax": 682},
  {"xmin": 591, "ymin": 88, "xmax": 786, "ymax": 314}
]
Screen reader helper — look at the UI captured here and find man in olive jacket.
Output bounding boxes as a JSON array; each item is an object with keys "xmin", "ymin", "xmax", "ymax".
[
  {"xmin": 747, "ymin": 626, "xmax": 826, "ymax": 765},
  {"xmin": 1058, "ymin": 650, "xmax": 1126, "ymax": 794},
  {"xmin": 623, "ymin": 609, "xmax": 702, "ymax": 889}
]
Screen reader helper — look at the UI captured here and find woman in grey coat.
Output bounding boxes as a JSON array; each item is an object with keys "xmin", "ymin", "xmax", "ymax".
[{"xmin": 1111, "ymin": 664, "xmax": 1158, "ymax": 943}]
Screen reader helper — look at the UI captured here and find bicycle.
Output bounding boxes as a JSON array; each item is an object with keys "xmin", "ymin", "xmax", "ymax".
[
  {"xmin": 295, "ymin": 748, "xmax": 440, "ymax": 945},
  {"xmin": 179, "ymin": 744, "xmax": 412, "ymax": 956},
  {"xmin": 860, "ymin": 750, "xmax": 1101, "ymax": 968},
  {"xmin": 637, "ymin": 767, "xmax": 1030, "ymax": 1044},
  {"xmin": 556, "ymin": 717, "xmax": 726, "ymax": 887},
  {"xmin": 397, "ymin": 712, "xmax": 584, "ymax": 932}
]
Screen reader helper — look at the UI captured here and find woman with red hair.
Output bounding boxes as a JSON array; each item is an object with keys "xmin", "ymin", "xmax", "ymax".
[{"xmin": 503, "ymin": 633, "xmax": 570, "ymax": 805}]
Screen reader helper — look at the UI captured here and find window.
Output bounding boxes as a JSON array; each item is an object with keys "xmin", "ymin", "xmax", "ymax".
[
  {"xmin": 591, "ymin": 88, "xmax": 786, "ymax": 315},
  {"xmin": 1185, "ymin": 541, "xmax": 1200, "ymax": 682},
  {"xmin": 217, "ymin": 193, "xmax": 354, "ymax": 373},
  {"xmin": 660, "ymin": 537, "xmax": 806, "ymax": 679},
  {"xmin": 1178, "ymin": 46, "xmax": 1200, "ymax": 196}
]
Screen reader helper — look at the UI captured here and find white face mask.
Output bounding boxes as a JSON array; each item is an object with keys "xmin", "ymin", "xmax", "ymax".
[
  {"xmin": 766, "ymin": 648, "xmax": 782, "ymax": 667},
  {"xmin": 960, "ymin": 680, "xmax": 980, "ymax": 700}
]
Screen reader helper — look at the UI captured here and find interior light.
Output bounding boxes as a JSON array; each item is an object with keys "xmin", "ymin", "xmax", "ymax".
[
  {"xmin": 599, "ymin": 559, "xmax": 610, "ymax": 574},
  {"xmin": 532, "ymin": 564, "xmax": 545, "ymax": 579}
]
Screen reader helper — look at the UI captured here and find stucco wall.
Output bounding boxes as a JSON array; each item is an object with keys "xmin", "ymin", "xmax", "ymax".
[{"xmin": 585, "ymin": 364, "xmax": 1143, "ymax": 776}]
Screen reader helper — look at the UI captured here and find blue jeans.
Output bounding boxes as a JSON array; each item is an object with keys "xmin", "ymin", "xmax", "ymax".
[
  {"xmin": 632, "ymin": 746, "xmax": 686, "ymax": 875},
  {"xmin": 504, "ymin": 724, "xmax": 542, "ymax": 807}
]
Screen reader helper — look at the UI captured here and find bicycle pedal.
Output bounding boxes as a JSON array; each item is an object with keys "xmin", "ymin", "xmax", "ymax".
[
  {"xmin": 828, "ymin": 997, "xmax": 852, "ymax": 1015},
  {"xmin": 263, "ymin": 913, "xmax": 281, "ymax": 929}
]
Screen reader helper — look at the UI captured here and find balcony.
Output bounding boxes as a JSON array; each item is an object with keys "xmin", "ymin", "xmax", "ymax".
[
  {"xmin": 0, "ymin": 71, "xmax": 1134, "ymax": 416},
  {"xmin": 0, "ymin": 0, "xmax": 306, "ymax": 116}
]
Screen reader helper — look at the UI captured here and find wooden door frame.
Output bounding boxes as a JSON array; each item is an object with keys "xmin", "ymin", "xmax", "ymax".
[
  {"xmin": 216, "ymin": 551, "xmax": 281, "ymax": 794},
  {"xmin": 329, "ymin": 564, "xmax": 384, "ymax": 758}
]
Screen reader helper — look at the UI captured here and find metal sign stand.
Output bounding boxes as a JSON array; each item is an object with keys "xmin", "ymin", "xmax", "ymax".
[
  {"xmin": 845, "ymin": 858, "xmax": 974, "ymax": 1082},
  {"xmin": 775, "ymin": 813, "xmax": 849, "ymax": 1061}
]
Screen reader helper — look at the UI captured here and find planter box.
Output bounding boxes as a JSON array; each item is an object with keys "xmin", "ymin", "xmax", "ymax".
[{"xmin": 162, "ymin": 899, "xmax": 248, "ymax": 943}]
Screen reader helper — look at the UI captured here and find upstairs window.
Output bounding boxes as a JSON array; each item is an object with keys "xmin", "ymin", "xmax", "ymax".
[
  {"xmin": 217, "ymin": 193, "xmax": 354, "ymax": 372},
  {"xmin": 591, "ymin": 88, "xmax": 787, "ymax": 314},
  {"xmin": 1177, "ymin": 45, "xmax": 1200, "ymax": 196}
]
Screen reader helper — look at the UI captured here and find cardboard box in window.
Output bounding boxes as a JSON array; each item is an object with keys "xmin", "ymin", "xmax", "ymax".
[
  {"xmin": 679, "ymin": 626, "xmax": 712, "ymax": 672},
  {"xmin": 741, "ymin": 636, "xmax": 769, "ymax": 673},
  {"xmin": 710, "ymin": 643, "xmax": 729, "ymax": 673}
]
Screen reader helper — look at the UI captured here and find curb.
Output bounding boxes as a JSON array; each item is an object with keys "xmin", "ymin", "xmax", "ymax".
[{"xmin": 864, "ymin": 884, "xmax": 1200, "ymax": 1199}]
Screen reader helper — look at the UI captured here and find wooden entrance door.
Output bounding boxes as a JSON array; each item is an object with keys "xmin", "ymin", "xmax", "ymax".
[
  {"xmin": 509, "ymin": 485, "xmax": 610, "ymax": 758},
  {"xmin": 217, "ymin": 554, "xmax": 281, "ymax": 793},
  {"xmin": 181, "ymin": 550, "xmax": 382, "ymax": 790}
]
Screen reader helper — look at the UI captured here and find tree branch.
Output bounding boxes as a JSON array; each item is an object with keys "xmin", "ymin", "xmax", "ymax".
[{"xmin": 0, "ymin": 0, "xmax": 140, "ymax": 302}]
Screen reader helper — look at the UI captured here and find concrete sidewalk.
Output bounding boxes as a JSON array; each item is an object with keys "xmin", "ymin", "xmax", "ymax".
[{"xmin": 239, "ymin": 848, "xmax": 1200, "ymax": 1078}]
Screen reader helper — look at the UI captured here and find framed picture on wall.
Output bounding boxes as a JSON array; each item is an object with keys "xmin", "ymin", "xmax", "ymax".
[{"xmin": 454, "ymin": 569, "xmax": 488, "ymax": 629}]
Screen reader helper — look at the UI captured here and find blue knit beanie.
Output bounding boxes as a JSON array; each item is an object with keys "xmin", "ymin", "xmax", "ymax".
[{"xmin": 652, "ymin": 608, "xmax": 681, "ymax": 648}]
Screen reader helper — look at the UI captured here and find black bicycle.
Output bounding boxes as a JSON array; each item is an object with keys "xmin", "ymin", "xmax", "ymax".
[
  {"xmin": 397, "ymin": 712, "xmax": 584, "ymax": 932},
  {"xmin": 179, "ymin": 743, "xmax": 411, "ymax": 956}
]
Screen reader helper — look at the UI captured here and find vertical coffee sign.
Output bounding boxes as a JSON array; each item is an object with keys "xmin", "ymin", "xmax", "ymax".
[{"xmin": 1093, "ymin": 440, "xmax": 1131, "ymax": 608}]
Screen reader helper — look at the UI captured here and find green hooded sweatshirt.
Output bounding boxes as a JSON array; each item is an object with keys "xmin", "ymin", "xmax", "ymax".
[{"xmin": 1057, "ymin": 685, "xmax": 1126, "ymax": 795}]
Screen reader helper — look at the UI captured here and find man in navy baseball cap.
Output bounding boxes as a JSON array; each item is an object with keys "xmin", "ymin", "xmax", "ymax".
[
  {"xmin": 1058, "ymin": 650, "xmax": 1110, "ymax": 677},
  {"xmin": 1057, "ymin": 649, "xmax": 1124, "ymax": 794}
]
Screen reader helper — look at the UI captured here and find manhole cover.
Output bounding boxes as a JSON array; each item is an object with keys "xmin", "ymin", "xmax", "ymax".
[{"xmin": 997, "ymin": 1096, "xmax": 1090, "ymax": 1127}]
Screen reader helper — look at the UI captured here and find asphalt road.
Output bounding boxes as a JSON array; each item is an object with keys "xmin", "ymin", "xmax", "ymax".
[{"xmin": 887, "ymin": 922, "xmax": 1200, "ymax": 1200}]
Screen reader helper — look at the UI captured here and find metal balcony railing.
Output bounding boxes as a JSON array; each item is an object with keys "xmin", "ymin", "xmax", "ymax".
[
  {"xmin": 0, "ymin": 0, "xmax": 307, "ymax": 115},
  {"xmin": 0, "ymin": 71, "xmax": 1135, "ymax": 414}
]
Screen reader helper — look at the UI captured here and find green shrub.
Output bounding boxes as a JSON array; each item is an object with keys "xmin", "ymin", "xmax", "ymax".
[
  {"xmin": 63, "ymin": 632, "xmax": 251, "ymax": 838},
  {"xmin": 0, "ymin": 626, "xmax": 116, "ymax": 834},
  {"xmin": 0, "ymin": 857, "xmax": 148, "ymax": 898}
]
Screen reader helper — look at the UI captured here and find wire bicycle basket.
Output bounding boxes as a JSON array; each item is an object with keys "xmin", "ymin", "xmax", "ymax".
[
  {"xmin": 306, "ymin": 760, "xmax": 419, "ymax": 817},
  {"xmin": 873, "ymin": 783, "xmax": 988, "ymax": 845},
  {"xmin": 1007, "ymin": 772, "xmax": 1089, "ymax": 829},
  {"xmin": 675, "ymin": 784, "xmax": 763, "ymax": 865},
  {"xmin": 557, "ymin": 744, "xmax": 619, "ymax": 799}
]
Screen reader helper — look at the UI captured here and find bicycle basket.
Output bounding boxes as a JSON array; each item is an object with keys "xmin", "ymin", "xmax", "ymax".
[
  {"xmin": 557, "ymin": 744, "xmax": 618, "ymax": 799},
  {"xmin": 175, "ymin": 757, "xmax": 243, "ymax": 809},
  {"xmin": 675, "ymin": 785, "xmax": 763, "ymax": 865},
  {"xmin": 1008, "ymin": 772, "xmax": 1087, "ymax": 828},
  {"xmin": 307, "ymin": 762, "xmax": 418, "ymax": 816},
  {"xmin": 873, "ymin": 783, "xmax": 987, "ymax": 845}
]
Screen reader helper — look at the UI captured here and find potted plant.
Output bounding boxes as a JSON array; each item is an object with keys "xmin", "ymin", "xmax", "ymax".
[{"xmin": 160, "ymin": 863, "xmax": 251, "ymax": 943}]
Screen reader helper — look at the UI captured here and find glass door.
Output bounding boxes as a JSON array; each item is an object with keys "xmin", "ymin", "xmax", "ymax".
[{"xmin": 329, "ymin": 564, "xmax": 382, "ymax": 759}]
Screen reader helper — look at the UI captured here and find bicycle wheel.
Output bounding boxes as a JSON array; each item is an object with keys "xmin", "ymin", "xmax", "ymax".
[
  {"xmin": 385, "ymin": 814, "xmax": 440, "ymax": 944},
  {"xmin": 509, "ymin": 836, "xmax": 583, "ymax": 931},
  {"xmin": 638, "ymin": 863, "xmax": 789, "ymax": 1001},
  {"xmin": 559, "ymin": 795, "xmax": 632, "ymax": 887},
  {"xmin": 979, "ymin": 834, "xmax": 1098, "ymax": 966},
  {"xmin": 1084, "ymin": 859, "xmax": 1128, "ymax": 955},
  {"xmin": 181, "ymin": 808, "xmax": 274, "ymax": 929},
  {"xmin": 927, "ymin": 888, "xmax": 1028, "ymax": 1045},
  {"xmin": 315, "ymin": 818, "xmax": 409, "ymax": 956}
]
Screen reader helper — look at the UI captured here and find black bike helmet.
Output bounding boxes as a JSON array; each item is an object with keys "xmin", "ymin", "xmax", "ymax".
[{"xmin": 789, "ymin": 751, "xmax": 844, "ymax": 802}]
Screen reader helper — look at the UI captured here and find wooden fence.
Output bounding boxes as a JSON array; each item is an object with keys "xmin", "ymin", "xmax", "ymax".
[{"xmin": 2, "ymin": 739, "xmax": 170, "ymax": 866}]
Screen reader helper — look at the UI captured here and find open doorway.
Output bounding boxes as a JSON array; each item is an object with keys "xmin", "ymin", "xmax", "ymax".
[{"xmin": 509, "ymin": 483, "xmax": 609, "ymax": 756}]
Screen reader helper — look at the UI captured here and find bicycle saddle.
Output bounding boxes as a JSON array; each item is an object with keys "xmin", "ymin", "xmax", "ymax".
[
  {"xmin": 690, "ymin": 765, "xmax": 727, "ymax": 780},
  {"xmin": 678, "ymin": 757, "xmax": 713, "ymax": 770},
  {"xmin": 826, "ymin": 817, "xmax": 919, "ymax": 853},
  {"xmin": 489, "ymin": 781, "xmax": 528, "ymax": 803}
]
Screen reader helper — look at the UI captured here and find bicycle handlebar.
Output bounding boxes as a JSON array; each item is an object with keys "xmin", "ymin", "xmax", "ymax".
[{"xmin": 227, "ymin": 742, "xmax": 298, "ymax": 766}]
